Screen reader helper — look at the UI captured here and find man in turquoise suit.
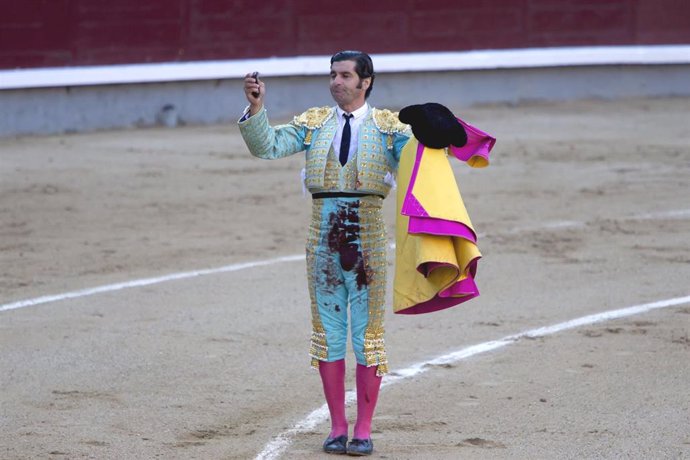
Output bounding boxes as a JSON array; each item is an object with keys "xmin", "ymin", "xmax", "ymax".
[{"xmin": 239, "ymin": 51, "xmax": 409, "ymax": 456}]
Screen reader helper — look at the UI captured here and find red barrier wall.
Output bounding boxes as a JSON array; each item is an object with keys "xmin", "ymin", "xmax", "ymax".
[{"xmin": 1, "ymin": 0, "xmax": 689, "ymax": 70}]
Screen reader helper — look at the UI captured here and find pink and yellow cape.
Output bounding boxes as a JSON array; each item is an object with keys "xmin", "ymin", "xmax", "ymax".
[{"xmin": 394, "ymin": 119, "xmax": 495, "ymax": 314}]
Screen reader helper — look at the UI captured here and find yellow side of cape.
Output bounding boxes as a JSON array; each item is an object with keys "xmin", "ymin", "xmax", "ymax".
[{"xmin": 393, "ymin": 138, "xmax": 482, "ymax": 313}]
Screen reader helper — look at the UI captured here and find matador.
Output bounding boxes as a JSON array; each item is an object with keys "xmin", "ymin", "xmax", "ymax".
[{"xmin": 239, "ymin": 51, "xmax": 409, "ymax": 456}]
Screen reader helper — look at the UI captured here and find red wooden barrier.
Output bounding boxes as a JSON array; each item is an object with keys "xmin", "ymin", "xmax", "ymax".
[{"xmin": 1, "ymin": 0, "xmax": 689, "ymax": 70}]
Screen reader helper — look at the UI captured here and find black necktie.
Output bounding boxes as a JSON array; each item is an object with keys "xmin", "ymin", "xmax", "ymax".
[{"xmin": 339, "ymin": 114, "xmax": 353, "ymax": 166}]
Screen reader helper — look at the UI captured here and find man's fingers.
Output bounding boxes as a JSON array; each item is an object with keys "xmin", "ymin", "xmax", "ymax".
[
  {"xmin": 244, "ymin": 80, "xmax": 260, "ymax": 94},
  {"xmin": 243, "ymin": 72, "xmax": 264, "ymax": 106},
  {"xmin": 245, "ymin": 81, "xmax": 263, "ymax": 94}
]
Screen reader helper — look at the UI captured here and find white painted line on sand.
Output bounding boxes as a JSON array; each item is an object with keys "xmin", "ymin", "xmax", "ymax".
[
  {"xmin": 254, "ymin": 294, "xmax": 690, "ymax": 460},
  {"xmin": 0, "ymin": 254, "xmax": 303, "ymax": 313},
  {"xmin": 631, "ymin": 209, "xmax": 690, "ymax": 220},
  {"xmin": 2, "ymin": 208, "xmax": 689, "ymax": 314}
]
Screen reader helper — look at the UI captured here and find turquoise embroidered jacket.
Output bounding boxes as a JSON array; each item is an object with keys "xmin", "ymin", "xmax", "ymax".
[{"xmin": 238, "ymin": 105, "xmax": 410, "ymax": 197}]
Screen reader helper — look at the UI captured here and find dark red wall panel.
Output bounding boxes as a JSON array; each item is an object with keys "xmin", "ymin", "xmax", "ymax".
[
  {"xmin": 0, "ymin": 0, "xmax": 74, "ymax": 68},
  {"xmin": 636, "ymin": 0, "xmax": 690, "ymax": 43},
  {"xmin": 527, "ymin": 1, "xmax": 634, "ymax": 45},
  {"xmin": 1, "ymin": 0, "xmax": 689, "ymax": 70},
  {"xmin": 72, "ymin": 1, "xmax": 185, "ymax": 63}
]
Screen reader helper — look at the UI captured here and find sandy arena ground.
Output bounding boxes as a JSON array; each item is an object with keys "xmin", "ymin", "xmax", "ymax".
[{"xmin": 1, "ymin": 96, "xmax": 689, "ymax": 459}]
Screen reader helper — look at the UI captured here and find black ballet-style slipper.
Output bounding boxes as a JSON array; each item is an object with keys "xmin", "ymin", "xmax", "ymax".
[
  {"xmin": 323, "ymin": 434, "xmax": 348, "ymax": 454},
  {"xmin": 346, "ymin": 438, "xmax": 373, "ymax": 456}
]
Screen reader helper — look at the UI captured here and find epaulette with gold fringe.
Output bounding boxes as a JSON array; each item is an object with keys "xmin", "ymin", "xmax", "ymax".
[
  {"xmin": 372, "ymin": 108, "xmax": 409, "ymax": 134},
  {"xmin": 292, "ymin": 106, "xmax": 335, "ymax": 129}
]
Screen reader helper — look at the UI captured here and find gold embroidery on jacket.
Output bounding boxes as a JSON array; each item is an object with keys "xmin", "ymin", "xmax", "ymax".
[
  {"xmin": 293, "ymin": 106, "xmax": 334, "ymax": 130},
  {"xmin": 372, "ymin": 108, "xmax": 409, "ymax": 134},
  {"xmin": 294, "ymin": 106, "xmax": 335, "ymax": 147}
]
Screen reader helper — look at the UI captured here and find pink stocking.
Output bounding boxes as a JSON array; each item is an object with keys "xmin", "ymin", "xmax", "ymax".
[
  {"xmin": 318, "ymin": 359, "xmax": 348, "ymax": 438},
  {"xmin": 353, "ymin": 364, "xmax": 382, "ymax": 439}
]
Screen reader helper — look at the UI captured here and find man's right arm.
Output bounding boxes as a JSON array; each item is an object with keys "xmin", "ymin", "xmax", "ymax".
[
  {"xmin": 238, "ymin": 72, "xmax": 305, "ymax": 159},
  {"xmin": 238, "ymin": 106, "xmax": 306, "ymax": 159}
]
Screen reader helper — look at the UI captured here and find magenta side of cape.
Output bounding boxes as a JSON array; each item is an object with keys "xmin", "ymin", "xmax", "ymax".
[
  {"xmin": 397, "ymin": 117, "xmax": 495, "ymax": 315},
  {"xmin": 408, "ymin": 217, "xmax": 477, "ymax": 243},
  {"xmin": 450, "ymin": 118, "xmax": 496, "ymax": 163},
  {"xmin": 397, "ymin": 263, "xmax": 480, "ymax": 315},
  {"xmin": 400, "ymin": 255, "xmax": 481, "ymax": 315},
  {"xmin": 400, "ymin": 143, "xmax": 428, "ymax": 217}
]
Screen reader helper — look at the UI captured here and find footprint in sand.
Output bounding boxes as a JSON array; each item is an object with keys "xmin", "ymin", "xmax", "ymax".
[{"xmin": 459, "ymin": 437, "xmax": 506, "ymax": 448}]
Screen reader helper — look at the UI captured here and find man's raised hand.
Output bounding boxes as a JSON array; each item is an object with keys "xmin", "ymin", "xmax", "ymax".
[{"xmin": 244, "ymin": 72, "xmax": 265, "ymax": 115}]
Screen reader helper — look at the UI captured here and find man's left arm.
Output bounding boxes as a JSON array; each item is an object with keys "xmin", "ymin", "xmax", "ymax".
[
  {"xmin": 372, "ymin": 108, "xmax": 411, "ymax": 165},
  {"xmin": 391, "ymin": 130, "xmax": 412, "ymax": 163}
]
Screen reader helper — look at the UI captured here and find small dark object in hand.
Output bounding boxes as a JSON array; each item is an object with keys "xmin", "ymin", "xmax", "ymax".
[{"xmin": 251, "ymin": 71, "xmax": 260, "ymax": 98}]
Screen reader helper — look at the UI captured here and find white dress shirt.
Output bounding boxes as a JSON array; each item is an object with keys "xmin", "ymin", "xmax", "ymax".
[{"xmin": 332, "ymin": 103, "xmax": 369, "ymax": 164}]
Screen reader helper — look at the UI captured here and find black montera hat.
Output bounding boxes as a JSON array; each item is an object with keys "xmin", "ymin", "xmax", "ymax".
[{"xmin": 398, "ymin": 103, "xmax": 467, "ymax": 149}]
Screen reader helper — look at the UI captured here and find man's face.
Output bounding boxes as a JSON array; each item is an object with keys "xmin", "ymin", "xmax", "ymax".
[{"xmin": 329, "ymin": 60, "xmax": 369, "ymax": 109}]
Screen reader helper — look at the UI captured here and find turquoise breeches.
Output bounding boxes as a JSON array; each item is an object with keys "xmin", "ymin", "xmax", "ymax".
[{"xmin": 306, "ymin": 196, "xmax": 389, "ymax": 376}]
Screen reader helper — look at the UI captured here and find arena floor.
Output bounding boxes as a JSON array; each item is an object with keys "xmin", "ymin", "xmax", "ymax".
[{"xmin": 1, "ymin": 97, "xmax": 689, "ymax": 459}]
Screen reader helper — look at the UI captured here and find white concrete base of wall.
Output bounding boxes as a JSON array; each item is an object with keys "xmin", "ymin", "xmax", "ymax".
[{"xmin": 1, "ymin": 64, "xmax": 689, "ymax": 136}]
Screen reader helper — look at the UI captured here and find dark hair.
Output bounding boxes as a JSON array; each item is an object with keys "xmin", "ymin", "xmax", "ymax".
[{"xmin": 330, "ymin": 50, "xmax": 375, "ymax": 99}]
